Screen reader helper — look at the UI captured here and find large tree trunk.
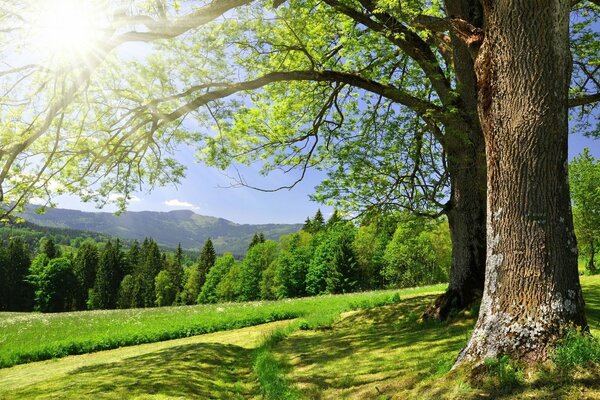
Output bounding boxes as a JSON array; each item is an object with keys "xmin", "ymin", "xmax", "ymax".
[
  {"xmin": 456, "ymin": 0, "xmax": 587, "ymax": 364},
  {"xmin": 423, "ymin": 0, "xmax": 487, "ymax": 321}
]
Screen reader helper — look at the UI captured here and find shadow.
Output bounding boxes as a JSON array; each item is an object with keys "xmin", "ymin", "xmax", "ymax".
[
  {"xmin": 273, "ymin": 294, "xmax": 475, "ymax": 399},
  {"xmin": 584, "ymin": 278, "xmax": 600, "ymax": 331},
  {"xmin": 8, "ymin": 342, "xmax": 258, "ymax": 399}
]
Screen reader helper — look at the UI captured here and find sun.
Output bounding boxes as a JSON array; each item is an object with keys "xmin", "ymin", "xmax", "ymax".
[{"xmin": 27, "ymin": 0, "xmax": 109, "ymax": 65}]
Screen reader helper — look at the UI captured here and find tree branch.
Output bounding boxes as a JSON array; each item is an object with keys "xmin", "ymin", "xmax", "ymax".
[
  {"xmin": 569, "ymin": 92, "xmax": 600, "ymax": 107},
  {"xmin": 152, "ymin": 70, "xmax": 454, "ymax": 131},
  {"xmin": 321, "ymin": 0, "xmax": 456, "ymax": 107}
]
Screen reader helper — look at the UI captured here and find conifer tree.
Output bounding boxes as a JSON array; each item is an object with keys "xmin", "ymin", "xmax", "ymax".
[
  {"xmin": 167, "ymin": 243, "xmax": 185, "ymax": 291},
  {"xmin": 248, "ymin": 233, "xmax": 263, "ymax": 249},
  {"xmin": 139, "ymin": 238, "xmax": 164, "ymax": 307},
  {"xmin": 303, "ymin": 217, "xmax": 312, "ymax": 232},
  {"xmin": 90, "ymin": 241, "xmax": 123, "ymax": 309},
  {"xmin": 40, "ymin": 236, "xmax": 60, "ymax": 260},
  {"xmin": 73, "ymin": 241, "xmax": 99, "ymax": 309},
  {"xmin": 312, "ymin": 210, "xmax": 325, "ymax": 232},
  {"xmin": 198, "ymin": 238, "xmax": 216, "ymax": 289},
  {"xmin": 327, "ymin": 209, "xmax": 342, "ymax": 228},
  {"xmin": 4, "ymin": 237, "xmax": 33, "ymax": 311}
]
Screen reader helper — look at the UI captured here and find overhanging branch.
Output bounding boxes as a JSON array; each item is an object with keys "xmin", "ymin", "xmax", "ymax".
[{"xmin": 569, "ymin": 92, "xmax": 600, "ymax": 107}]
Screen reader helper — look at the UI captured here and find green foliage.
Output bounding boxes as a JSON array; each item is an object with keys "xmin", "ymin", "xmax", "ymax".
[
  {"xmin": 198, "ymin": 253, "xmax": 236, "ymax": 304},
  {"xmin": 72, "ymin": 241, "xmax": 99, "ymax": 309},
  {"xmin": 552, "ymin": 328, "xmax": 600, "ymax": 369},
  {"xmin": 0, "ymin": 237, "xmax": 33, "ymax": 311},
  {"xmin": 40, "ymin": 236, "xmax": 60, "ymax": 260},
  {"xmin": 260, "ymin": 262, "xmax": 278, "ymax": 301},
  {"xmin": 34, "ymin": 258, "xmax": 77, "ymax": 313},
  {"xmin": 249, "ymin": 232, "xmax": 266, "ymax": 249},
  {"xmin": 570, "ymin": 148, "xmax": 600, "ymax": 273},
  {"xmin": 155, "ymin": 270, "xmax": 177, "ymax": 307},
  {"xmin": 354, "ymin": 223, "xmax": 389, "ymax": 290},
  {"xmin": 117, "ymin": 274, "xmax": 138, "ymax": 309},
  {"xmin": 306, "ymin": 223, "xmax": 359, "ymax": 295},
  {"xmin": 238, "ymin": 240, "xmax": 279, "ymax": 301},
  {"xmin": 136, "ymin": 239, "xmax": 164, "ymax": 307},
  {"xmin": 167, "ymin": 243, "xmax": 185, "ymax": 291},
  {"xmin": 483, "ymin": 356, "xmax": 523, "ymax": 391},
  {"xmin": 197, "ymin": 238, "xmax": 216, "ymax": 288},
  {"xmin": 383, "ymin": 216, "xmax": 450, "ymax": 288},
  {"xmin": 215, "ymin": 262, "xmax": 243, "ymax": 302},
  {"xmin": 274, "ymin": 233, "xmax": 312, "ymax": 298},
  {"xmin": 89, "ymin": 241, "xmax": 124, "ymax": 310},
  {"xmin": 303, "ymin": 210, "xmax": 326, "ymax": 234},
  {"xmin": 180, "ymin": 265, "xmax": 202, "ymax": 305}
]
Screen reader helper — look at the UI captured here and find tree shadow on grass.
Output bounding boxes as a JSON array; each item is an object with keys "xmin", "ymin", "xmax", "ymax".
[
  {"xmin": 273, "ymin": 294, "xmax": 476, "ymax": 399},
  {"xmin": 9, "ymin": 342, "xmax": 258, "ymax": 399},
  {"xmin": 584, "ymin": 278, "xmax": 600, "ymax": 331}
]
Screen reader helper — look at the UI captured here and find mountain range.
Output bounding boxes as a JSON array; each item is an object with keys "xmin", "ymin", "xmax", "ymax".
[{"xmin": 18, "ymin": 207, "xmax": 303, "ymax": 255}]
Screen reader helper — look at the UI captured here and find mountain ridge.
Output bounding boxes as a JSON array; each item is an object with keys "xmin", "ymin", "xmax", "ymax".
[{"xmin": 18, "ymin": 206, "xmax": 303, "ymax": 255}]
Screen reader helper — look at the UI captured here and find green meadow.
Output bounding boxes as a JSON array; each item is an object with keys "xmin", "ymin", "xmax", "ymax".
[{"xmin": 0, "ymin": 277, "xmax": 599, "ymax": 399}]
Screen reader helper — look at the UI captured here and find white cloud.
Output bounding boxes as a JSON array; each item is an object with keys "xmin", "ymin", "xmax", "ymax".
[{"xmin": 164, "ymin": 199, "xmax": 200, "ymax": 210}]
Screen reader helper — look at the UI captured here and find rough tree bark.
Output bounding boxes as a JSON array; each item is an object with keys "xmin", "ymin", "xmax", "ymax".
[
  {"xmin": 424, "ymin": 0, "xmax": 487, "ymax": 321},
  {"xmin": 456, "ymin": 0, "xmax": 587, "ymax": 364}
]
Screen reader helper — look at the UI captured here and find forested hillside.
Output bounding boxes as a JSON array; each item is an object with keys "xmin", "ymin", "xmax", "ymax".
[
  {"xmin": 18, "ymin": 206, "xmax": 302, "ymax": 255},
  {"xmin": 0, "ymin": 210, "xmax": 452, "ymax": 313}
]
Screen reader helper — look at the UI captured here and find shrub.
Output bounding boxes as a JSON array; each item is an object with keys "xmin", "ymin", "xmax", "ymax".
[
  {"xmin": 553, "ymin": 328, "xmax": 600, "ymax": 369},
  {"xmin": 483, "ymin": 355, "xmax": 523, "ymax": 390}
]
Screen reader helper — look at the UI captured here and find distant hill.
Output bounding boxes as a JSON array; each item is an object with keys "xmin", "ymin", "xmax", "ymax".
[{"xmin": 18, "ymin": 207, "xmax": 303, "ymax": 255}]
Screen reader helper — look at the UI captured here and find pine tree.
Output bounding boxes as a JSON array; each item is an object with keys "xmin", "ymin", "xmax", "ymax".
[
  {"xmin": 311, "ymin": 210, "xmax": 325, "ymax": 233},
  {"xmin": 126, "ymin": 240, "xmax": 141, "ymax": 274},
  {"xmin": 40, "ymin": 236, "xmax": 60, "ymax": 260},
  {"xmin": 90, "ymin": 241, "xmax": 124, "ymax": 309},
  {"xmin": 303, "ymin": 217, "xmax": 312, "ymax": 232},
  {"xmin": 73, "ymin": 241, "xmax": 99, "ymax": 309},
  {"xmin": 198, "ymin": 238, "xmax": 216, "ymax": 289},
  {"xmin": 6, "ymin": 237, "xmax": 33, "ymax": 311},
  {"xmin": 139, "ymin": 238, "xmax": 164, "ymax": 307},
  {"xmin": 327, "ymin": 209, "xmax": 342, "ymax": 228},
  {"xmin": 167, "ymin": 243, "xmax": 185, "ymax": 292}
]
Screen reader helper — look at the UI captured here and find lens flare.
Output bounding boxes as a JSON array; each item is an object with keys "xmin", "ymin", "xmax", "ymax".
[{"xmin": 28, "ymin": 0, "xmax": 109, "ymax": 65}]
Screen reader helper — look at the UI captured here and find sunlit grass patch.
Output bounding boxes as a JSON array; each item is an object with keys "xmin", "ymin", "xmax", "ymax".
[{"xmin": 0, "ymin": 284, "xmax": 446, "ymax": 368}]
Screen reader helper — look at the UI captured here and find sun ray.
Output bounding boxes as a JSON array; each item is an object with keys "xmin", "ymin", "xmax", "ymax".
[{"xmin": 26, "ymin": 0, "xmax": 110, "ymax": 66}]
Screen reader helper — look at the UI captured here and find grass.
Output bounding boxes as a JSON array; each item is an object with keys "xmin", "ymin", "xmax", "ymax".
[
  {"xmin": 267, "ymin": 274, "xmax": 600, "ymax": 399},
  {"xmin": 1, "ymin": 277, "xmax": 598, "ymax": 399},
  {"xmin": 0, "ymin": 283, "xmax": 446, "ymax": 369},
  {"xmin": 0, "ymin": 320, "xmax": 292, "ymax": 399}
]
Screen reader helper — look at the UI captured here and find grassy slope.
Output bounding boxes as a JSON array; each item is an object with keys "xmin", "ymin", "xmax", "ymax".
[
  {"xmin": 0, "ymin": 277, "xmax": 598, "ymax": 399},
  {"xmin": 0, "ymin": 287, "xmax": 436, "ymax": 368},
  {"xmin": 272, "ymin": 274, "xmax": 600, "ymax": 400},
  {"xmin": 0, "ymin": 320, "xmax": 292, "ymax": 400}
]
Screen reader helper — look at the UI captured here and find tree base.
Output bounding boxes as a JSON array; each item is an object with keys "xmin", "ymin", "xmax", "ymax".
[{"xmin": 421, "ymin": 288, "xmax": 482, "ymax": 321}]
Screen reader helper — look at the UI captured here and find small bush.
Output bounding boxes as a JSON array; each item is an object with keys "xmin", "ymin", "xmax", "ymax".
[
  {"xmin": 553, "ymin": 328, "xmax": 600, "ymax": 369},
  {"xmin": 484, "ymin": 355, "xmax": 523, "ymax": 390}
]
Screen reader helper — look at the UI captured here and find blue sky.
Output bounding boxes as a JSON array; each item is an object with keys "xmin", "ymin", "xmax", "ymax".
[{"xmin": 56, "ymin": 132, "xmax": 598, "ymax": 224}]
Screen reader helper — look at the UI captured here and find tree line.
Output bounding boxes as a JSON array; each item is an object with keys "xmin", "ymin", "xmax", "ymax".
[
  {"xmin": 0, "ymin": 210, "xmax": 452, "ymax": 312},
  {"xmin": 2, "ymin": 142, "xmax": 599, "ymax": 314},
  {"xmin": 1, "ymin": 144, "xmax": 598, "ymax": 314}
]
